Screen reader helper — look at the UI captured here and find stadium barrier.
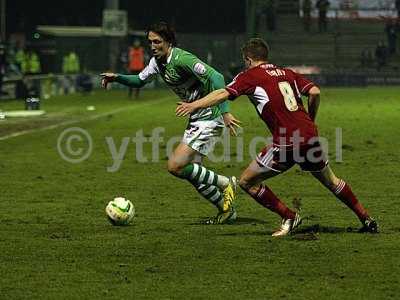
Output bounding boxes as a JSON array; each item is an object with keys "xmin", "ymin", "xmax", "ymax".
[
  {"xmin": 308, "ymin": 73, "xmax": 400, "ymax": 87},
  {"xmin": 1, "ymin": 73, "xmax": 156, "ymax": 100},
  {"xmin": 1, "ymin": 71, "xmax": 398, "ymax": 102},
  {"xmin": 2, "ymin": 74, "xmax": 93, "ymax": 100}
]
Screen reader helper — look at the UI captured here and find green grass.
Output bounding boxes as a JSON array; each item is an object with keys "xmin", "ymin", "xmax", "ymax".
[{"xmin": 0, "ymin": 87, "xmax": 399, "ymax": 299}]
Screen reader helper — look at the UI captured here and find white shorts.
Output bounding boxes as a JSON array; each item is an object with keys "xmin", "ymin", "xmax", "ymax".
[{"xmin": 182, "ymin": 117, "xmax": 225, "ymax": 156}]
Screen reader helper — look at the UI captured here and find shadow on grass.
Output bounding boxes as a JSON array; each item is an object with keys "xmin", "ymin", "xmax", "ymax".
[
  {"xmin": 295, "ymin": 224, "xmax": 355, "ymax": 234},
  {"xmin": 290, "ymin": 224, "xmax": 368, "ymax": 241},
  {"xmin": 188, "ymin": 217, "xmax": 268, "ymax": 226},
  {"xmin": 231, "ymin": 217, "xmax": 268, "ymax": 225},
  {"xmin": 217, "ymin": 223, "xmax": 361, "ymax": 239},
  {"xmin": 218, "ymin": 231, "xmax": 269, "ymax": 237}
]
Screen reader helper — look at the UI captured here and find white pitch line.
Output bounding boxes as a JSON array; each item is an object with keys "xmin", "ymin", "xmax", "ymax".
[{"xmin": 0, "ymin": 96, "xmax": 174, "ymax": 141}]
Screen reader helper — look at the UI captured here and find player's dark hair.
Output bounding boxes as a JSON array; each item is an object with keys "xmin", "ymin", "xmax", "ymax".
[
  {"xmin": 147, "ymin": 21, "xmax": 177, "ymax": 46},
  {"xmin": 241, "ymin": 38, "xmax": 269, "ymax": 61}
]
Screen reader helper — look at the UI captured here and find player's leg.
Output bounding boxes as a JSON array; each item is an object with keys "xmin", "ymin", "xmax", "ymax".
[
  {"xmin": 239, "ymin": 160, "xmax": 296, "ymax": 219},
  {"xmin": 311, "ymin": 165, "xmax": 378, "ymax": 232},
  {"xmin": 175, "ymin": 118, "xmax": 237, "ymax": 223},
  {"xmin": 189, "ymin": 153, "xmax": 237, "ymax": 224},
  {"xmin": 239, "ymin": 145, "xmax": 301, "ymax": 236},
  {"xmin": 167, "ymin": 143, "xmax": 224, "ymax": 209},
  {"xmin": 168, "ymin": 143, "xmax": 231, "ymax": 192},
  {"xmin": 167, "ymin": 142, "xmax": 236, "ymax": 222},
  {"xmin": 189, "ymin": 154, "xmax": 226, "ymax": 210}
]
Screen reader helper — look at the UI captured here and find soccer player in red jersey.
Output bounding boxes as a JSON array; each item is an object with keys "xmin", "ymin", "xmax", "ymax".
[{"xmin": 176, "ymin": 38, "xmax": 378, "ymax": 236}]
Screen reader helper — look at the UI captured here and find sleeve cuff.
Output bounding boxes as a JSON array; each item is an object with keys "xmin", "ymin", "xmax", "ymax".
[
  {"xmin": 225, "ymin": 86, "xmax": 239, "ymax": 100},
  {"xmin": 301, "ymin": 82, "xmax": 314, "ymax": 94}
]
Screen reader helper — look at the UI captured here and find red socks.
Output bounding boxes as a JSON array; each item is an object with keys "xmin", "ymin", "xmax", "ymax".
[
  {"xmin": 333, "ymin": 180, "xmax": 369, "ymax": 221},
  {"xmin": 251, "ymin": 180, "xmax": 368, "ymax": 222},
  {"xmin": 254, "ymin": 185, "xmax": 296, "ymax": 220}
]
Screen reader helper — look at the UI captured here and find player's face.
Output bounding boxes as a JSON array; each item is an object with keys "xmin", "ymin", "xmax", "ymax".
[{"xmin": 148, "ymin": 31, "xmax": 170, "ymax": 61}]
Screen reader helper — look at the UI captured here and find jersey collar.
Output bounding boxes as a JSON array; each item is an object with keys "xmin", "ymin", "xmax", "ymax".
[
  {"xmin": 260, "ymin": 63, "xmax": 276, "ymax": 69},
  {"xmin": 166, "ymin": 47, "xmax": 174, "ymax": 64}
]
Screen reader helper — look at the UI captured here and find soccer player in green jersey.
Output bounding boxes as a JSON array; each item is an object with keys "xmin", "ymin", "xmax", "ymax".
[{"xmin": 101, "ymin": 22, "xmax": 241, "ymax": 224}]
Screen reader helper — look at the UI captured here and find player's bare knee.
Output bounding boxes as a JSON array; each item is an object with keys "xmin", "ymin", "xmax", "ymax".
[
  {"xmin": 324, "ymin": 175, "xmax": 341, "ymax": 191},
  {"xmin": 309, "ymin": 86, "xmax": 320, "ymax": 95}
]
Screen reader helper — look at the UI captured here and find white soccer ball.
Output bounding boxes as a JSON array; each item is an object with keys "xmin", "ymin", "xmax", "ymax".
[{"xmin": 105, "ymin": 197, "xmax": 135, "ymax": 226}]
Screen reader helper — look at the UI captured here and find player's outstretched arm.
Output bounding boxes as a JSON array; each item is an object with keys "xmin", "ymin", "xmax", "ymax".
[
  {"xmin": 208, "ymin": 72, "xmax": 242, "ymax": 135},
  {"xmin": 176, "ymin": 89, "xmax": 230, "ymax": 116},
  {"xmin": 308, "ymin": 86, "xmax": 320, "ymax": 122},
  {"xmin": 100, "ymin": 73, "xmax": 146, "ymax": 89},
  {"xmin": 176, "ymin": 89, "xmax": 241, "ymax": 135}
]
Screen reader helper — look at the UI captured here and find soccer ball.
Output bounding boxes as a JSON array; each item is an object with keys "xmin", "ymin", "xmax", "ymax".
[{"xmin": 105, "ymin": 197, "xmax": 135, "ymax": 226}]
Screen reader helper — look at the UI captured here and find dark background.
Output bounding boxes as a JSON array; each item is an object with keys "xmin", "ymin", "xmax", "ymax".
[{"xmin": 6, "ymin": 0, "xmax": 246, "ymax": 34}]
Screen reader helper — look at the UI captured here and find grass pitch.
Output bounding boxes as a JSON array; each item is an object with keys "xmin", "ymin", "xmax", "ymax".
[{"xmin": 0, "ymin": 87, "xmax": 399, "ymax": 299}]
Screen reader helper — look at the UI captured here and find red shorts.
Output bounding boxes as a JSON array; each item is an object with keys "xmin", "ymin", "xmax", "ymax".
[{"xmin": 256, "ymin": 141, "xmax": 328, "ymax": 172}]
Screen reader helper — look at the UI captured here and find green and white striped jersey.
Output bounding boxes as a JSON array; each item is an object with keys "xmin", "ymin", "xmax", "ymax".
[{"xmin": 139, "ymin": 47, "xmax": 224, "ymax": 121}]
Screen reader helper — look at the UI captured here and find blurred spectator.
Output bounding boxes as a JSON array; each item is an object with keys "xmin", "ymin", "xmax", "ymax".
[
  {"xmin": 62, "ymin": 51, "xmax": 80, "ymax": 95},
  {"xmin": 15, "ymin": 45, "xmax": 25, "ymax": 73},
  {"xmin": 127, "ymin": 39, "xmax": 145, "ymax": 98},
  {"xmin": 316, "ymin": 0, "xmax": 330, "ymax": 32},
  {"xmin": 360, "ymin": 48, "xmax": 373, "ymax": 68},
  {"xmin": 41, "ymin": 76, "xmax": 53, "ymax": 100},
  {"xmin": 62, "ymin": 51, "xmax": 80, "ymax": 74},
  {"xmin": 24, "ymin": 49, "xmax": 41, "ymax": 75},
  {"xmin": 0, "ymin": 44, "xmax": 6, "ymax": 95},
  {"xmin": 396, "ymin": 0, "xmax": 400, "ymax": 18},
  {"xmin": 375, "ymin": 41, "xmax": 388, "ymax": 71},
  {"xmin": 302, "ymin": 0, "xmax": 312, "ymax": 32},
  {"xmin": 76, "ymin": 69, "xmax": 93, "ymax": 95},
  {"xmin": 60, "ymin": 75, "xmax": 74, "ymax": 94},
  {"xmin": 385, "ymin": 19, "xmax": 397, "ymax": 55},
  {"xmin": 6, "ymin": 43, "xmax": 21, "ymax": 75}
]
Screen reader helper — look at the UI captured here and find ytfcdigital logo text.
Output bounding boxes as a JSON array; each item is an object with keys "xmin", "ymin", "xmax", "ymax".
[{"xmin": 57, "ymin": 126, "xmax": 344, "ymax": 172}]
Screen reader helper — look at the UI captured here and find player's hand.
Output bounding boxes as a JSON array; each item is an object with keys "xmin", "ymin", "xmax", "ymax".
[
  {"xmin": 176, "ymin": 102, "xmax": 198, "ymax": 117},
  {"xmin": 222, "ymin": 112, "xmax": 242, "ymax": 136},
  {"xmin": 100, "ymin": 73, "xmax": 117, "ymax": 89}
]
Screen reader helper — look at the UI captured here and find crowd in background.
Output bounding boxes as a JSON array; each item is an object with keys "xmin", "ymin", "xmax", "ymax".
[
  {"xmin": 4, "ymin": 44, "xmax": 42, "ymax": 76},
  {"xmin": 0, "ymin": 37, "xmax": 151, "ymax": 98},
  {"xmin": 360, "ymin": 18, "xmax": 400, "ymax": 71},
  {"xmin": 1, "ymin": 0, "xmax": 400, "ymax": 97},
  {"xmin": 0, "ymin": 41, "xmax": 95, "ymax": 97},
  {"xmin": 3, "ymin": 44, "xmax": 82, "ymax": 76}
]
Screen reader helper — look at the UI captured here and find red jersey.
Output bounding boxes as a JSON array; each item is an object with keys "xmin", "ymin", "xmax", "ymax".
[{"xmin": 226, "ymin": 63, "xmax": 318, "ymax": 146}]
